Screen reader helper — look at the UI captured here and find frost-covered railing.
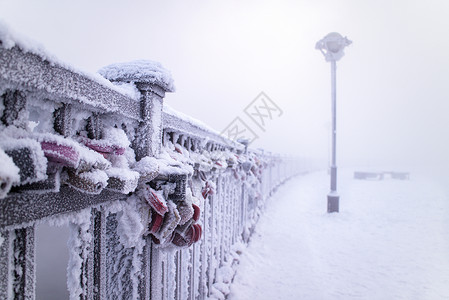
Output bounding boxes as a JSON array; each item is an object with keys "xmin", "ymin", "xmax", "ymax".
[{"xmin": 0, "ymin": 36, "xmax": 306, "ymax": 300}]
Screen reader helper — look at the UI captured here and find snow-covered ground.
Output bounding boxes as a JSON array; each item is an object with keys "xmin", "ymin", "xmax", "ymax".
[{"xmin": 229, "ymin": 169, "xmax": 449, "ymax": 300}]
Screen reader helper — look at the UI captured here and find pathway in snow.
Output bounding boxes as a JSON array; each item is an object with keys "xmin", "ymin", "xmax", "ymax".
[{"xmin": 228, "ymin": 170, "xmax": 449, "ymax": 300}]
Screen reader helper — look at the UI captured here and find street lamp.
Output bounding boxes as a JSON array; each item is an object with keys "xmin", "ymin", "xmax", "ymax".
[{"xmin": 316, "ymin": 32, "xmax": 351, "ymax": 213}]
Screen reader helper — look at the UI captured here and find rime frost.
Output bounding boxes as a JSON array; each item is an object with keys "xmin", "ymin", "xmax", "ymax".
[{"xmin": 98, "ymin": 60, "xmax": 175, "ymax": 92}]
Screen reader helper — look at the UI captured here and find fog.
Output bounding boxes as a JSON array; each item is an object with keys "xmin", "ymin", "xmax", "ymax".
[
  {"xmin": 1, "ymin": 0, "xmax": 448, "ymax": 173},
  {"xmin": 2, "ymin": 2, "xmax": 449, "ymax": 299}
]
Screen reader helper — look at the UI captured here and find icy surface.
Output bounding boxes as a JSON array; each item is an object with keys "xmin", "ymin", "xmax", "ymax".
[
  {"xmin": 229, "ymin": 170, "xmax": 449, "ymax": 300},
  {"xmin": 163, "ymin": 104, "xmax": 219, "ymax": 136},
  {"xmin": 98, "ymin": 60, "xmax": 175, "ymax": 92},
  {"xmin": 116, "ymin": 197, "xmax": 145, "ymax": 249}
]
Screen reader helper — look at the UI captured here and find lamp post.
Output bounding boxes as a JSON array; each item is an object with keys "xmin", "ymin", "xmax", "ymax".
[{"xmin": 316, "ymin": 32, "xmax": 351, "ymax": 213}]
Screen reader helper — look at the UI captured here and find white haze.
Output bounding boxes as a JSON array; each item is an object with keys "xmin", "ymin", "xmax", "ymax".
[{"xmin": 1, "ymin": 0, "xmax": 448, "ymax": 175}]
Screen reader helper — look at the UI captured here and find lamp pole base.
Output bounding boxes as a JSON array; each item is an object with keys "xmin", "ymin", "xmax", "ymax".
[{"xmin": 327, "ymin": 193, "xmax": 339, "ymax": 213}]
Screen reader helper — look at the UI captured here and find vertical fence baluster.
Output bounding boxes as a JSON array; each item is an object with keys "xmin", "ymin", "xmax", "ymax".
[{"xmin": 0, "ymin": 227, "xmax": 35, "ymax": 300}]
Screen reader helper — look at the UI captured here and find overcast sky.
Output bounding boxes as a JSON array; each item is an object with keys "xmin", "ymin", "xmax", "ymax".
[{"xmin": 1, "ymin": 0, "xmax": 448, "ymax": 172}]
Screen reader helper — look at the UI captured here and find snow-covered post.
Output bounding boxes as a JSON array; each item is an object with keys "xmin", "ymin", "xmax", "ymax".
[
  {"xmin": 316, "ymin": 32, "xmax": 351, "ymax": 213},
  {"xmin": 98, "ymin": 60, "xmax": 174, "ymax": 299},
  {"xmin": 98, "ymin": 60, "xmax": 175, "ymax": 159},
  {"xmin": 0, "ymin": 227, "xmax": 35, "ymax": 300}
]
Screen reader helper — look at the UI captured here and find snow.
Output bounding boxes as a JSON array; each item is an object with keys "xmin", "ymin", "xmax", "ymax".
[
  {"xmin": 0, "ymin": 147, "xmax": 20, "ymax": 198},
  {"xmin": 105, "ymin": 167, "xmax": 139, "ymax": 194},
  {"xmin": 101, "ymin": 126, "xmax": 131, "ymax": 149},
  {"xmin": 228, "ymin": 170, "xmax": 449, "ymax": 300},
  {"xmin": 0, "ymin": 19, "xmax": 59, "ymax": 65},
  {"xmin": 116, "ymin": 197, "xmax": 145, "ymax": 249},
  {"xmin": 0, "ymin": 135, "xmax": 48, "ymax": 185},
  {"xmin": 163, "ymin": 104, "xmax": 219, "ymax": 137},
  {"xmin": 65, "ymin": 208, "xmax": 92, "ymax": 300},
  {"xmin": 132, "ymin": 156, "xmax": 159, "ymax": 180},
  {"xmin": 98, "ymin": 60, "xmax": 175, "ymax": 92}
]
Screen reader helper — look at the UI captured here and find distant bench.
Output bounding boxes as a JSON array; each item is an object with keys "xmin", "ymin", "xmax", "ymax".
[{"xmin": 354, "ymin": 171, "xmax": 410, "ymax": 180}]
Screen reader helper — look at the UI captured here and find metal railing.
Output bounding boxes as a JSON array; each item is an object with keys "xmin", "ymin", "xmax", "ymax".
[{"xmin": 0, "ymin": 42, "xmax": 308, "ymax": 299}]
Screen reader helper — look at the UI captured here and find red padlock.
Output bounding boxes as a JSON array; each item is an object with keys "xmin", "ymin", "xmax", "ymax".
[
  {"xmin": 149, "ymin": 210, "xmax": 164, "ymax": 234},
  {"xmin": 143, "ymin": 186, "xmax": 168, "ymax": 216},
  {"xmin": 193, "ymin": 224, "xmax": 202, "ymax": 243},
  {"xmin": 192, "ymin": 204, "xmax": 201, "ymax": 222},
  {"xmin": 40, "ymin": 141, "xmax": 80, "ymax": 168}
]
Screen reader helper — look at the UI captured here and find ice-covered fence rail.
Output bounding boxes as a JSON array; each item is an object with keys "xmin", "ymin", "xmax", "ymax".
[
  {"xmin": 162, "ymin": 105, "xmax": 243, "ymax": 152},
  {"xmin": 0, "ymin": 32, "xmax": 307, "ymax": 300},
  {"xmin": 0, "ymin": 44, "xmax": 142, "ymax": 120}
]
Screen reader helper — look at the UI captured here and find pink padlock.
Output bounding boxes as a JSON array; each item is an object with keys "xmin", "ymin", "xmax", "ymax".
[{"xmin": 40, "ymin": 141, "xmax": 79, "ymax": 168}]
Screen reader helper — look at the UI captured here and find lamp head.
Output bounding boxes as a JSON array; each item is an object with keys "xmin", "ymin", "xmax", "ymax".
[{"xmin": 316, "ymin": 32, "xmax": 352, "ymax": 62}]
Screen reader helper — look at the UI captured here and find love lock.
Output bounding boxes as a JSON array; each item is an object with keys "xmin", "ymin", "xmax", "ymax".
[
  {"xmin": 170, "ymin": 186, "xmax": 202, "ymax": 248},
  {"xmin": 66, "ymin": 169, "xmax": 108, "ymax": 194},
  {"xmin": 133, "ymin": 156, "xmax": 160, "ymax": 185},
  {"xmin": 63, "ymin": 145, "xmax": 112, "ymax": 194},
  {"xmin": 40, "ymin": 140, "xmax": 80, "ymax": 168},
  {"xmin": 141, "ymin": 185, "xmax": 169, "ymax": 216},
  {"xmin": 83, "ymin": 137, "xmax": 126, "ymax": 158},
  {"xmin": 105, "ymin": 168, "xmax": 139, "ymax": 194},
  {"xmin": 152, "ymin": 200, "xmax": 181, "ymax": 245},
  {"xmin": 0, "ymin": 137, "xmax": 48, "ymax": 186},
  {"xmin": 148, "ymin": 208, "xmax": 164, "ymax": 234},
  {"xmin": 171, "ymin": 222, "xmax": 202, "ymax": 247},
  {"xmin": 81, "ymin": 135, "xmax": 139, "ymax": 194},
  {"xmin": 142, "ymin": 171, "xmax": 204, "ymax": 247},
  {"xmin": 201, "ymin": 181, "xmax": 215, "ymax": 199}
]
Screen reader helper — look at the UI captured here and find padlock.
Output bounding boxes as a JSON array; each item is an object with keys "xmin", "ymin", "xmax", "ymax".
[
  {"xmin": 192, "ymin": 203, "xmax": 201, "ymax": 222},
  {"xmin": 76, "ymin": 146, "xmax": 111, "ymax": 173},
  {"xmin": 105, "ymin": 168, "xmax": 139, "ymax": 194},
  {"xmin": 171, "ymin": 223, "xmax": 195, "ymax": 247},
  {"xmin": 66, "ymin": 169, "xmax": 108, "ymax": 194},
  {"xmin": 176, "ymin": 200, "xmax": 194, "ymax": 225},
  {"xmin": 149, "ymin": 209, "xmax": 164, "ymax": 234},
  {"xmin": 1, "ymin": 138, "xmax": 47, "ymax": 185},
  {"xmin": 133, "ymin": 156, "xmax": 160, "ymax": 185},
  {"xmin": 152, "ymin": 200, "xmax": 180, "ymax": 245},
  {"xmin": 192, "ymin": 224, "xmax": 202, "ymax": 243},
  {"xmin": 36, "ymin": 133, "xmax": 81, "ymax": 168},
  {"xmin": 174, "ymin": 144, "xmax": 183, "ymax": 154},
  {"xmin": 141, "ymin": 185, "xmax": 169, "ymax": 216},
  {"xmin": 233, "ymin": 169, "xmax": 240, "ymax": 180},
  {"xmin": 40, "ymin": 141, "xmax": 79, "ymax": 168},
  {"xmin": 167, "ymin": 173, "xmax": 187, "ymax": 202},
  {"xmin": 83, "ymin": 138, "xmax": 126, "ymax": 158},
  {"xmin": 201, "ymin": 181, "xmax": 215, "ymax": 199}
]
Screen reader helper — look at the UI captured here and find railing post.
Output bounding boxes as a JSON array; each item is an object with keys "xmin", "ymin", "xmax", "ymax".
[
  {"xmin": 98, "ymin": 60, "xmax": 174, "ymax": 160},
  {"xmin": 1, "ymin": 89, "xmax": 27, "ymax": 126},
  {"xmin": 133, "ymin": 83, "xmax": 165, "ymax": 159},
  {"xmin": 99, "ymin": 60, "xmax": 174, "ymax": 299},
  {"xmin": 0, "ymin": 227, "xmax": 35, "ymax": 300}
]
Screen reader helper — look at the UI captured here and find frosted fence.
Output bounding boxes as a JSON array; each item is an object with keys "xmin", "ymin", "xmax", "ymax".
[{"xmin": 0, "ymin": 41, "xmax": 307, "ymax": 299}]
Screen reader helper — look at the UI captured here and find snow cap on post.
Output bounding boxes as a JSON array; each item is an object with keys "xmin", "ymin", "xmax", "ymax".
[
  {"xmin": 99, "ymin": 60, "xmax": 174, "ymax": 159},
  {"xmin": 98, "ymin": 60, "xmax": 175, "ymax": 96}
]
